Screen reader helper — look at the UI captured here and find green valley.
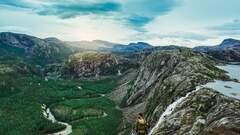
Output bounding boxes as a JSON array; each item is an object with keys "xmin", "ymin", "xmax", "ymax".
[
  {"xmin": 1, "ymin": 32, "xmax": 240, "ymax": 135},
  {"xmin": 0, "ymin": 69, "xmax": 122, "ymax": 135}
]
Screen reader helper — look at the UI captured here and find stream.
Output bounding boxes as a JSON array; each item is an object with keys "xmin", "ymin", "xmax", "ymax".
[
  {"xmin": 114, "ymin": 56, "xmax": 122, "ymax": 76},
  {"xmin": 41, "ymin": 93, "xmax": 109, "ymax": 135},
  {"xmin": 42, "ymin": 104, "xmax": 72, "ymax": 135},
  {"xmin": 148, "ymin": 86, "xmax": 202, "ymax": 135},
  {"xmin": 149, "ymin": 64, "xmax": 240, "ymax": 134}
]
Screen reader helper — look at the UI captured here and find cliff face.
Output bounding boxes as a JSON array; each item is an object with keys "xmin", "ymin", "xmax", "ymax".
[
  {"xmin": 115, "ymin": 49, "xmax": 240, "ymax": 134},
  {"xmin": 206, "ymin": 49, "xmax": 240, "ymax": 62},
  {"xmin": 151, "ymin": 88, "xmax": 240, "ymax": 135},
  {"xmin": 62, "ymin": 52, "xmax": 138, "ymax": 78},
  {"xmin": 124, "ymin": 49, "xmax": 228, "ymax": 116}
]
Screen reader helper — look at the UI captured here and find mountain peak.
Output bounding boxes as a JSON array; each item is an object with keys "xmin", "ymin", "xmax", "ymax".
[
  {"xmin": 220, "ymin": 38, "xmax": 240, "ymax": 47},
  {"xmin": 128, "ymin": 42, "xmax": 152, "ymax": 47}
]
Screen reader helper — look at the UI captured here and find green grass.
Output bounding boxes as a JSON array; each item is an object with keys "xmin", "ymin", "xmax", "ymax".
[
  {"xmin": 51, "ymin": 97, "xmax": 122, "ymax": 135},
  {"xmin": 0, "ymin": 70, "xmax": 121, "ymax": 135},
  {"xmin": 80, "ymin": 77, "xmax": 118, "ymax": 94},
  {"xmin": 0, "ymin": 73, "xmax": 67, "ymax": 134}
]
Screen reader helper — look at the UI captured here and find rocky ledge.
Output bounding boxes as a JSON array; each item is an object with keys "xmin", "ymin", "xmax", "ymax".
[
  {"xmin": 152, "ymin": 88, "xmax": 240, "ymax": 135},
  {"xmin": 111, "ymin": 49, "xmax": 240, "ymax": 135},
  {"xmin": 122, "ymin": 49, "xmax": 229, "ymax": 122}
]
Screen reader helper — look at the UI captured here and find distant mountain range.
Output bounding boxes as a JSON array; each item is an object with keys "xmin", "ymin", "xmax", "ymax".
[
  {"xmin": 193, "ymin": 38, "xmax": 240, "ymax": 62},
  {"xmin": 1, "ymin": 32, "xmax": 240, "ymax": 65},
  {"xmin": 193, "ymin": 38, "xmax": 240, "ymax": 52},
  {"xmin": 0, "ymin": 32, "xmax": 154, "ymax": 65},
  {"xmin": 66, "ymin": 40, "xmax": 152, "ymax": 52},
  {"xmin": 1, "ymin": 32, "xmax": 240, "ymax": 135}
]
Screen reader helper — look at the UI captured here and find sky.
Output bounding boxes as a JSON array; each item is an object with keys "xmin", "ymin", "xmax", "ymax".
[{"xmin": 0, "ymin": 0, "xmax": 240, "ymax": 47}]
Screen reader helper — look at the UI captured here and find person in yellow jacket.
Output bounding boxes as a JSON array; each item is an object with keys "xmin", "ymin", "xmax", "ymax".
[{"xmin": 136, "ymin": 113, "xmax": 149, "ymax": 135}]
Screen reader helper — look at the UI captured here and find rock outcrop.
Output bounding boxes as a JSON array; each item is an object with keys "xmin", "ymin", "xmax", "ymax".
[
  {"xmin": 206, "ymin": 49, "xmax": 240, "ymax": 62},
  {"xmin": 114, "ymin": 49, "xmax": 240, "ymax": 134},
  {"xmin": 124, "ymin": 49, "xmax": 228, "ymax": 117},
  {"xmin": 151, "ymin": 88, "xmax": 240, "ymax": 135},
  {"xmin": 62, "ymin": 52, "xmax": 138, "ymax": 78}
]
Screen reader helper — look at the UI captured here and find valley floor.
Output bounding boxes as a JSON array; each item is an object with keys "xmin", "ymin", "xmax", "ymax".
[{"xmin": 0, "ymin": 74, "xmax": 123, "ymax": 135}]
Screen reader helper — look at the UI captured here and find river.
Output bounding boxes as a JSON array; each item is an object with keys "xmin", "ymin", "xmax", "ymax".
[
  {"xmin": 41, "ymin": 93, "xmax": 109, "ymax": 135},
  {"xmin": 42, "ymin": 104, "xmax": 72, "ymax": 135}
]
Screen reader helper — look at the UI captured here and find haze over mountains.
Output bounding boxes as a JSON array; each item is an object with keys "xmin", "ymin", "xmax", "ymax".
[
  {"xmin": 1, "ymin": 32, "xmax": 240, "ymax": 135},
  {"xmin": 0, "ymin": 32, "xmax": 153, "ymax": 62},
  {"xmin": 1, "ymin": 32, "xmax": 240, "ymax": 63}
]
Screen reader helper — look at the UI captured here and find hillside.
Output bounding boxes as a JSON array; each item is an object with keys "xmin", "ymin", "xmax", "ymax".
[
  {"xmin": 0, "ymin": 32, "xmax": 154, "ymax": 65},
  {"xmin": 0, "ymin": 32, "xmax": 74, "ymax": 65},
  {"xmin": 110, "ymin": 49, "xmax": 240, "ymax": 135},
  {"xmin": 1, "ymin": 32, "xmax": 240, "ymax": 135},
  {"xmin": 150, "ymin": 88, "xmax": 240, "ymax": 135},
  {"xmin": 193, "ymin": 38, "xmax": 240, "ymax": 62},
  {"xmin": 62, "ymin": 52, "xmax": 138, "ymax": 78}
]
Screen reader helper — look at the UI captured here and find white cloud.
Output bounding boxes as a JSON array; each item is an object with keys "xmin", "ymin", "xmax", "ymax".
[
  {"xmin": 1, "ymin": 0, "xmax": 240, "ymax": 47},
  {"xmin": 0, "ymin": 7, "xmax": 136, "ymax": 43}
]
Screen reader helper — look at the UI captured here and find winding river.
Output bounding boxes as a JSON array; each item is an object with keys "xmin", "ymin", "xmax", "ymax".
[
  {"xmin": 42, "ymin": 104, "xmax": 72, "ymax": 135},
  {"xmin": 41, "ymin": 93, "xmax": 109, "ymax": 135},
  {"xmin": 149, "ymin": 64, "xmax": 240, "ymax": 134}
]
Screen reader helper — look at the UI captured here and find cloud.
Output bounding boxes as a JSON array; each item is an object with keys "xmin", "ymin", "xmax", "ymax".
[
  {"xmin": 122, "ymin": 0, "xmax": 180, "ymax": 17},
  {"xmin": 0, "ymin": 25, "xmax": 29, "ymax": 33},
  {"xmin": 37, "ymin": 1, "xmax": 121, "ymax": 19},
  {"xmin": 209, "ymin": 19, "xmax": 240, "ymax": 36},
  {"xmin": 127, "ymin": 16, "xmax": 152, "ymax": 27},
  {"xmin": 37, "ymin": 0, "xmax": 180, "ymax": 29},
  {"xmin": 129, "ymin": 31, "xmax": 213, "ymax": 42},
  {"xmin": 211, "ymin": 19, "xmax": 240, "ymax": 31},
  {"xmin": 0, "ymin": 0, "xmax": 180, "ymax": 31},
  {"xmin": 163, "ymin": 32, "xmax": 213, "ymax": 41},
  {"xmin": 0, "ymin": 0, "xmax": 30, "ymax": 8},
  {"xmin": 121, "ymin": 0, "xmax": 180, "ymax": 28},
  {"xmin": 0, "ymin": 0, "xmax": 121, "ymax": 17},
  {"xmin": 122, "ymin": 15, "xmax": 152, "ymax": 32}
]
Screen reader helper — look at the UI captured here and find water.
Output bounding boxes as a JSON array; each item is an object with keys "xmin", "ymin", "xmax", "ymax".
[
  {"xmin": 118, "ymin": 70, "xmax": 122, "ymax": 76},
  {"xmin": 42, "ymin": 104, "xmax": 72, "ymax": 135},
  {"xmin": 217, "ymin": 65, "xmax": 240, "ymax": 81},
  {"xmin": 149, "ymin": 87, "xmax": 202, "ymax": 135},
  {"xmin": 202, "ymin": 65, "xmax": 240, "ymax": 99},
  {"xmin": 149, "ymin": 64, "xmax": 240, "ymax": 134},
  {"xmin": 114, "ymin": 56, "xmax": 122, "ymax": 76}
]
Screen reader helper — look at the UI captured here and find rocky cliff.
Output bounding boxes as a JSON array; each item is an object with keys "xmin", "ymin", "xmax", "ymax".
[
  {"xmin": 62, "ymin": 52, "xmax": 138, "ymax": 78},
  {"xmin": 112, "ymin": 49, "xmax": 240, "ymax": 135},
  {"xmin": 150, "ymin": 88, "xmax": 240, "ymax": 135},
  {"xmin": 205, "ymin": 49, "xmax": 240, "ymax": 62}
]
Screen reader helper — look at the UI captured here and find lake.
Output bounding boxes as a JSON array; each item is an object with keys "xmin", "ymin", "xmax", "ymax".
[{"xmin": 202, "ymin": 65, "xmax": 240, "ymax": 100}]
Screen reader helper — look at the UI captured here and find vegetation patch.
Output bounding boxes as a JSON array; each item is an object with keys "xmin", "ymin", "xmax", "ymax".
[{"xmin": 0, "ymin": 68, "xmax": 122, "ymax": 135}]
